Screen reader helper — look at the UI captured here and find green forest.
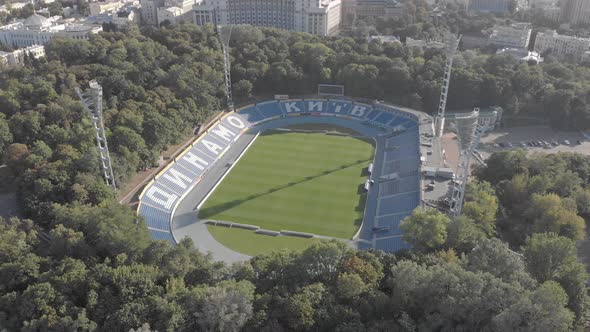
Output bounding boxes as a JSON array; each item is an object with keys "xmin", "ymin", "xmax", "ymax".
[{"xmin": 0, "ymin": 22, "xmax": 590, "ymax": 330}]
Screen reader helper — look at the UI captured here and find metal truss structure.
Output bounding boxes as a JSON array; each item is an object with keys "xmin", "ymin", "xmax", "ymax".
[
  {"xmin": 217, "ymin": 25, "xmax": 234, "ymax": 111},
  {"xmin": 446, "ymin": 108, "xmax": 497, "ymax": 216},
  {"xmin": 75, "ymin": 80, "xmax": 117, "ymax": 189},
  {"xmin": 435, "ymin": 34, "xmax": 461, "ymax": 137}
]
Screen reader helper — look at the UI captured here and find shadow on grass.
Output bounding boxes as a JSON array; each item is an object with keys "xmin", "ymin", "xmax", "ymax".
[
  {"xmin": 354, "ymin": 190, "xmax": 367, "ymax": 227},
  {"xmin": 199, "ymin": 158, "xmax": 372, "ymax": 219}
]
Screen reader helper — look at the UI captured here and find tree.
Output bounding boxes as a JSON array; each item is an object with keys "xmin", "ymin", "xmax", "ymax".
[
  {"xmin": 5, "ymin": 143, "xmax": 30, "ymax": 175},
  {"xmin": 493, "ymin": 281, "xmax": 575, "ymax": 332},
  {"xmin": 525, "ymin": 194, "xmax": 586, "ymax": 241},
  {"xmin": 233, "ymin": 79, "xmax": 252, "ymax": 101},
  {"xmin": 0, "ymin": 113, "xmax": 12, "ymax": 160},
  {"xmin": 463, "ymin": 238, "xmax": 534, "ymax": 287},
  {"xmin": 522, "ymin": 233, "xmax": 578, "ymax": 283},
  {"xmin": 401, "ymin": 208, "xmax": 450, "ymax": 252},
  {"xmin": 446, "ymin": 215, "xmax": 487, "ymax": 253},
  {"xmin": 462, "ymin": 181, "xmax": 498, "ymax": 236}
]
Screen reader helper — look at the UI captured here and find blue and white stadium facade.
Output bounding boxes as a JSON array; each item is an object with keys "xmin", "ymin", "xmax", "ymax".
[{"xmin": 137, "ymin": 98, "xmax": 428, "ymax": 253}]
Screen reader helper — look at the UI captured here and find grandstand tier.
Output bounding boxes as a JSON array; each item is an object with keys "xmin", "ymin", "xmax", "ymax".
[{"xmin": 137, "ymin": 99, "xmax": 422, "ymax": 252}]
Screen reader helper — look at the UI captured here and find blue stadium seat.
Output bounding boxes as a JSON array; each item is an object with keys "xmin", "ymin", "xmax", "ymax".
[
  {"xmin": 382, "ymin": 158, "xmax": 420, "ymax": 175},
  {"xmin": 378, "ymin": 175, "xmax": 420, "ymax": 196},
  {"xmin": 373, "ymin": 112, "xmax": 395, "ymax": 125},
  {"xmin": 157, "ymin": 164, "xmax": 198, "ymax": 196},
  {"xmin": 385, "ymin": 145, "xmax": 419, "ymax": 160},
  {"xmin": 378, "ymin": 191, "xmax": 420, "ymax": 215},
  {"xmin": 257, "ymin": 101, "xmax": 284, "ymax": 118},
  {"xmin": 279, "ymin": 100, "xmax": 305, "ymax": 114},
  {"xmin": 237, "ymin": 106, "xmax": 265, "ymax": 124},
  {"xmin": 326, "ymin": 100, "xmax": 352, "ymax": 114},
  {"xmin": 364, "ymin": 109, "xmax": 381, "ymax": 121},
  {"xmin": 139, "ymin": 204, "xmax": 171, "ymax": 231},
  {"xmin": 149, "ymin": 229, "xmax": 176, "ymax": 244},
  {"xmin": 375, "ymin": 213, "xmax": 410, "ymax": 236},
  {"xmin": 375, "ymin": 237, "xmax": 412, "ymax": 251}
]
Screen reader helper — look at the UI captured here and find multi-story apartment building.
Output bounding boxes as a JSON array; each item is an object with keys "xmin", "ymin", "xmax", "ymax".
[
  {"xmin": 156, "ymin": 0, "xmax": 195, "ymax": 24},
  {"xmin": 341, "ymin": 0, "xmax": 403, "ymax": 20},
  {"xmin": 140, "ymin": 0, "xmax": 166, "ymax": 25},
  {"xmin": 0, "ymin": 14, "xmax": 102, "ymax": 48},
  {"xmin": 560, "ymin": 0, "xmax": 590, "ymax": 25},
  {"xmin": 468, "ymin": 0, "xmax": 512, "ymax": 13},
  {"xmin": 90, "ymin": 0, "xmax": 126, "ymax": 16},
  {"xmin": 192, "ymin": 0, "xmax": 342, "ymax": 36},
  {"xmin": 488, "ymin": 22, "xmax": 532, "ymax": 49},
  {"xmin": 0, "ymin": 44, "xmax": 45, "ymax": 67},
  {"xmin": 534, "ymin": 30, "xmax": 590, "ymax": 60}
]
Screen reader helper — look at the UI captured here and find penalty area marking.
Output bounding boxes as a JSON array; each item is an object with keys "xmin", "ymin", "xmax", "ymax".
[{"xmin": 196, "ymin": 132, "xmax": 260, "ymax": 210}]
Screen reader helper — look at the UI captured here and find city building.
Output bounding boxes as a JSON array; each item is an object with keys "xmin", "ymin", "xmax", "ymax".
[
  {"xmin": 341, "ymin": 0, "xmax": 404, "ymax": 20},
  {"xmin": 533, "ymin": 30, "xmax": 590, "ymax": 60},
  {"xmin": 560, "ymin": 0, "xmax": 590, "ymax": 25},
  {"xmin": 90, "ymin": 0, "xmax": 126, "ymax": 16},
  {"xmin": 113, "ymin": 9, "xmax": 140, "ymax": 27},
  {"xmin": 461, "ymin": 32, "xmax": 489, "ymax": 49},
  {"xmin": 0, "ymin": 13, "xmax": 102, "ymax": 48},
  {"xmin": 467, "ymin": 0, "xmax": 512, "ymax": 13},
  {"xmin": 140, "ymin": 0, "xmax": 165, "ymax": 25},
  {"xmin": 0, "ymin": 44, "xmax": 45, "ymax": 67},
  {"xmin": 496, "ymin": 47, "xmax": 543, "ymax": 63},
  {"xmin": 192, "ymin": 0, "xmax": 342, "ymax": 36},
  {"xmin": 157, "ymin": 0, "xmax": 195, "ymax": 25},
  {"xmin": 488, "ymin": 22, "xmax": 532, "ymax": 49}
]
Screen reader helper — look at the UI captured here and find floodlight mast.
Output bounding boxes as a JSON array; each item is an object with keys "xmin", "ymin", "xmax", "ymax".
[
  {"xmin": 218, "ymin": 25, "xmax": 234, "ymax": 112},
  {"xmin": 435, "ymin": 34, "xmax": 461, "ymax": 138},
  {"xmin": 447, "ymin": 108, "xmax": 496, "ymax": 216},
  {"xmin": 75, "ymin": 81, "xmax": 117, "ymax": 189}
]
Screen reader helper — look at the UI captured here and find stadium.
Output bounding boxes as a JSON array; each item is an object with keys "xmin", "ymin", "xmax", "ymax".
[{"xmin": 136, "ymin": 97, "xmax": 448, "ymax": 261}]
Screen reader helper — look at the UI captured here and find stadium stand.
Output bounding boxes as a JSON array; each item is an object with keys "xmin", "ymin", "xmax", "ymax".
[
  {"xmin": 378, "ymin": 191, "xmax": 421, "ymax": 215},
  {"xmin": 257, "ymin": 101, "xmax": 284, "ymax": 118},
  {"xmin": 375, "ymin": 236, "xmax": 412, "ymax": 251},
  {"xmin": 137, "ymin": 98, "xmax": 422, "ymax": 253}
]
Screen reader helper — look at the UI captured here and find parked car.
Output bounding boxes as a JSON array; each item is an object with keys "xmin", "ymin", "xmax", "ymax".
[
  {"xmin": 563, "ymin": 140, "xmax": 570, "ymax": 145},
  {"xmin": 552, "ymin": 141, "xmax": 559, "ymax": 146},
  {"xmin": 507, "ymin": 142, "xmax": 513, "ymax": 148},
  {"xmin": 499, "ymin": 142, "xmax": 505, "ymax": 148}
]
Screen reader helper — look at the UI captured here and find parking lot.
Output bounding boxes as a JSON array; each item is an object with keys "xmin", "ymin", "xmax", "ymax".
[{"xmin": 478, "ymin": 125, "xmax": 590, "ymax": 159}]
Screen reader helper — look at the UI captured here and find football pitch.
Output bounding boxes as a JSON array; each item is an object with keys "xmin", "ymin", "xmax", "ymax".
[{"xmin": 199, "ymin": 130, "xmax": 374, "ymax": 253}]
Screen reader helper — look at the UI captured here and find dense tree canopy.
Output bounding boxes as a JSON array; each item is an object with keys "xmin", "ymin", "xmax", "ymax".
[{"xmin": 0, "ymin": 22, "xmax": 589, "ymax": 330}]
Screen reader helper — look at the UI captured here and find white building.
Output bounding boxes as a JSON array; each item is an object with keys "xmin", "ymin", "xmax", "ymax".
[
  {"xmin": 192, "ymin": 0, "xmax": 342, "ymax": 36},
  {"xmin": 560, "ymin": 0, "xmax": 590, "ymax": 25},
  {"xmin": 496, "ymin": 47, "xmax": 543, "ymax": 63},
  {"xmin": 113, "ymin": 9, "xmax": 140, "ymax": 27},
  {"xmin": 534, "ymin": 30, "xmax": 590, "ymax": 60},
  {"xmin": 156, "ymin": 0, "xmax": 195, "ymax": 25},
  {"xmin": 0, "ymin": 14, "xmax": 102, "ymax": 48},
  {"xmin": 90, "ymin": 0, "xmax": 126, "ymax": 16},
  {"xmin": 488, "ymin": 22, "xmax": 532, "ymax": 49},
  {"xmin": 0, "ymin": 44, "xmax": 45, "ymax": 67},
  {"xmin": 140, "ymin": 0, "xmax": 166, "ymax": 25}
]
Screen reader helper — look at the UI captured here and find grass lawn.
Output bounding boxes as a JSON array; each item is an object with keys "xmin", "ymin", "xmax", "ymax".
[
  {"xmin": 200, "ymin": 131, "xmax": 374, "ymax": 240},
  {"xmin": 208, "ymin": 225, "xmax": 325, "ymax": 256}
]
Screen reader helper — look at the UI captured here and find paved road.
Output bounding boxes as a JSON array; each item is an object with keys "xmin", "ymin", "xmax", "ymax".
[{"xmin": 171, "ymin": 116, "xmax": 384, "ymax": 263}]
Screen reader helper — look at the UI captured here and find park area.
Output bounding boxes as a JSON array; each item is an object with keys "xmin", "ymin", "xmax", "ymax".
[{"xmin": 199, "ymin": 130, "xmax": 374, "ymax": 254}]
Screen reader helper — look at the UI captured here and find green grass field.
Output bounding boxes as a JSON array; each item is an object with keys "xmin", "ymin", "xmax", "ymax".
[
  {"xmin": 200, "ymin": 131, "xmax": 373, "ymax": 254},
  {"xmin": 207, "ymin": 226, "xmax": 325, "ymax": 256}
]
